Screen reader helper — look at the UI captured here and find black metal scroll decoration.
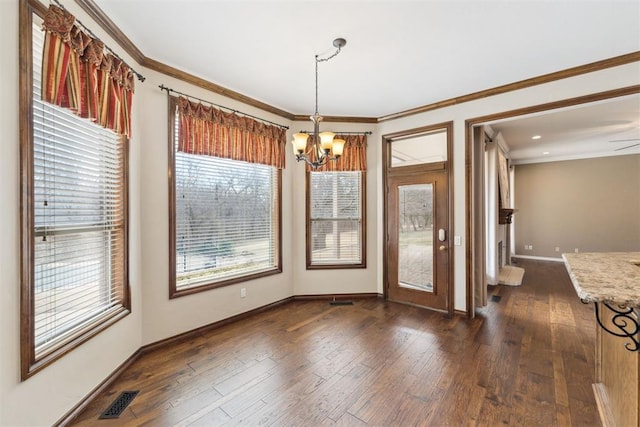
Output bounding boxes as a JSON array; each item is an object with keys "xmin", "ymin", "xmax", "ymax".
[{"xmin": 582, "ymin": 299, "xmax": 639, "ymax": 352}]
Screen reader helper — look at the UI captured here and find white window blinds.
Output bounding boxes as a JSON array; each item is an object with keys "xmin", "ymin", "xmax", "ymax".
[
  {"xmin": 309, "ymin": 171, "xmax": 364, "ymax": 266},
  {"xmin": 174, "ymin": 115, "xmax": 279, "ymax": 291},
  {"xmin": 31, "ymin": 20, "xmax": 127, "ymax": 359}
]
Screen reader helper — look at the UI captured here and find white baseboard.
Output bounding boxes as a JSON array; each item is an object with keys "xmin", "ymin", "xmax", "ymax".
[{"xmin": 511, "ymin": 254, "xmax": 564, "ymax": 263}]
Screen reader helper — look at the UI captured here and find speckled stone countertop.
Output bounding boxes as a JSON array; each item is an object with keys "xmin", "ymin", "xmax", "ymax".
[{"xmin": 563, "ymin": 252, "xmax": 640, "ymax": 307}]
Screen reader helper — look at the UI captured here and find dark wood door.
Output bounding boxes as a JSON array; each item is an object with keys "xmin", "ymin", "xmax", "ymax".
[{"xmin": 387, "ymin": 167, "xmax": 449, "ymax": 311}]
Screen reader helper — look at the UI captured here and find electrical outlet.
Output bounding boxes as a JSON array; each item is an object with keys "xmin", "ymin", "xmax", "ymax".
[
  {"xmin": 529, "ymin": 245, "xmax": 533, "ymax": 250},
  {"xmin": 574, "ymin": 248, "xmax": 579, "ymax": 253},
  {"xmin": 555, "ymin": 247, "xmax": 560, "ymax": 252},
  {"xmin": 240, "ymin": 288, "xmax": 247, "ymax": 298}
]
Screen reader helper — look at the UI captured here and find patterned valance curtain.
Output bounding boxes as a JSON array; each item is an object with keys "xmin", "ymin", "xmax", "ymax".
[
  {"xmin": 177, "ymin": 96, "xmax": 287, "ymax": 169},
  {"xmin": 305, "ymin": 134, "xmax": 368, "ymax": 172},
  {"xmin": 41, "ymin": 5, "xmax": 135, "ymax": 138}
]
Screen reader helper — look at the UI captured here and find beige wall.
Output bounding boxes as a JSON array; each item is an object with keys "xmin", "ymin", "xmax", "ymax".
[
  {"xmin": 136, "ymin": 67, "xmax": 297, "ymax": 345},
  {"xmin": 1, "ymin": 1, "xmax": 144, "ymax": 425},
  {"xmin": 2, "ymin": 0, "xmax": 640, "ymax": 424},
  {"xmin": 377, "ymin": 63, "xmax": 640, "ymax": 310},
  {"xmin": 514, "ymin": 154, "xmax": 640, "ymax": 258}
]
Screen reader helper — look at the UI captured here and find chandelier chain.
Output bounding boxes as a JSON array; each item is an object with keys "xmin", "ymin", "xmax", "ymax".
[
  {"xmin": 315, "ymin": 56, "xmax": 319, "ymax": 115},
  {"xmin": 316, "ymin": 45, "xmax": 343, "ymax": 63},
  {"xmin": 314, "ymin": 45, "xmax": 343, "ymax": 115}
]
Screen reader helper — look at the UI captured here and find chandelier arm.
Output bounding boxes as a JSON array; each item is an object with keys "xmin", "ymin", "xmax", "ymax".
[{"xmin": 296, "ymin": 153, "xmax": 332, "ymax": 169}]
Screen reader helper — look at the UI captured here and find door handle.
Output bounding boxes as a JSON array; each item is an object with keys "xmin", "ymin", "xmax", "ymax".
[
  {"xmin": 438, "ymin": 228, "xmax": 446, "ymax": 242},
  {"xmin": 439, "ymin": 245, "xmax": 447, "ymax": 251}
]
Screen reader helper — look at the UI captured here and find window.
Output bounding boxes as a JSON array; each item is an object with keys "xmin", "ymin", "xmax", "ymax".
[
  {"xmin": 170, "ymin": 103, "xmax": 281, "ymax": 296},
  {"xmin": 307, "ymin": 171, "xmax": 366, "ymax": 268},
  {"xmin": 20, "ymin": 12, "xmax": 129, "ymax": 379}
]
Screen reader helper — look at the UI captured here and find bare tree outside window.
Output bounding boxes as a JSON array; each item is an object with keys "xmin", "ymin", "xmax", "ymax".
[
  {"xmin": 398, "ymin": 184, "xmax": 434, "ymax": 291},
  {"xmin": 175, "ymin": 153, "xmax": 278, "ymax": 289}
]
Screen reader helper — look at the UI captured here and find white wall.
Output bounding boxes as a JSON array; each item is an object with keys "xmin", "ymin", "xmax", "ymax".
[{"xmin": 2, "ymin": 0, "xmax": 639, "ymax": 423}]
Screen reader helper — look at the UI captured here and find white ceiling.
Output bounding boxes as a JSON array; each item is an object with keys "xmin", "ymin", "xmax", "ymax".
[
  {"xmin": 94, "ymin": 0, "xmax": 639, "ymax": 118},
  {"xmin": 489, "ymin": 94, "xmax": 640, "ymax": 164},
  {"xmin": 92, "ymin": 0, "xmax": 640, "ymax": 163}
]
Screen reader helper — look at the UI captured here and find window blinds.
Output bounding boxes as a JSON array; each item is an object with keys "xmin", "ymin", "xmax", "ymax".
[
  {"xmin": 309, "ymin": 171, "xmax": 363, "ymax": 265},
  {"xmin": 32, "ymin": 21, "xmax": 126, "ymax": 357},
  {"xmin": 174, "ymin": 114, "xmax": 279, "ymax": 290}
]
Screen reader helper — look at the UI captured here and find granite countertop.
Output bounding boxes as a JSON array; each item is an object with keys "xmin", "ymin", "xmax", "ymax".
[{"xmin": 563, "ymin": 252, "xmax": 640, "ymax": 307}]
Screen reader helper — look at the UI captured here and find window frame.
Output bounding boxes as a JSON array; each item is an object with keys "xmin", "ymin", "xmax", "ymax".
[
  {"xmin": 19, "ymin": 0, "xmax": 130, "ymax": 380},
  {"xmin": 305, "ymin": 170, "xmax": 367, "ymax": 269},
  {"xmin": 167, "ymin": 97, "xmax": 283, "ymax": 298}
]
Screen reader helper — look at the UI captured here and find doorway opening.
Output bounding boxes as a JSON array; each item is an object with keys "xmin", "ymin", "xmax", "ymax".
[{"xmin": 466, "ymin": 86, "xmax": 640, "ymax": 317}]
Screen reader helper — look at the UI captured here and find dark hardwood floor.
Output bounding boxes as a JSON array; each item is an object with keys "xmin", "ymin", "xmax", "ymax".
[{"xmin": 71, "ymin": 259, "xmax": 600, "ymax": 426}]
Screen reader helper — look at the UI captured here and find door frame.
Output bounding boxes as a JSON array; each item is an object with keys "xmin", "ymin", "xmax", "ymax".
[
  {"xmin": 464, "ymin": 85, "xmax": 640, "ymax": 318},
  {"xmin": 382, "ymin": 121, "xmax": 455, "ymax": 317}
]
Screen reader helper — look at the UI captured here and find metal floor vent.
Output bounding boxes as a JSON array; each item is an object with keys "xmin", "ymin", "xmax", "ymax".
[
  {"xmin": 99, "ymin": 391, "xmax": 139, "ymax": 419},
  {"xmin": 491, "ymin": 295, "xmax": 502, "ymax": 303},
  {"xmin": 329, "ymin": 300, "xmax": 354, "ymax": 306}
]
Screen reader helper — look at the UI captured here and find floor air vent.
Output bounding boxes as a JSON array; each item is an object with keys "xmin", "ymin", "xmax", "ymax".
[
  {"xmin": 99, "ymin": 391, "xmax": 139, "ymax": 419},
  {"xmin": 329, "ymin": 300, "xmax": 353, "ymax": 306},
  {"xmin": 491, "ymin": 295, "xmax": 502, "ymax": 303}
]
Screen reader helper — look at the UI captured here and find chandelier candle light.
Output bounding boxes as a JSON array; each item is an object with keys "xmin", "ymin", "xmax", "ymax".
[{"xmin": 292, "ymin": 38, "xmax": 347, "ymax": 169}]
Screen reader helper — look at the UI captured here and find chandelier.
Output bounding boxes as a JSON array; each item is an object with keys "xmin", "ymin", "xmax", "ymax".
[{"xmin": 292, "ymin": 38, "xmax": 347, "ymax": 169}]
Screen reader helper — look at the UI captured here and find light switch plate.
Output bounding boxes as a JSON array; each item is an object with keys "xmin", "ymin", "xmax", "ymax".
[{"xmin": 454, "ymin": 235, "xmax": 461, "ymax": 246}]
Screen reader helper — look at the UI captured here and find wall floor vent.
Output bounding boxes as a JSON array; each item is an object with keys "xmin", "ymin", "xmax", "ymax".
[
  {"xmin": 329, "ymin": 300, "xmax": 354, "ymax": 306},
  {"xmin": 99, "ymin": 391, "xmax": 139, "ymax": 419}
]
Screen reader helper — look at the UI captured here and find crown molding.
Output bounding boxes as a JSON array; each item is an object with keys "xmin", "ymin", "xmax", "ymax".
[
  {"xmin": 466, "ymin": 84, "xmax": 640, "ymax": 127},
  {"xmin": 143, "ymin": 57, "xmax": 296, "ymax": 120},
  {"xmin": 74, "ymin": 0, "xmax": 640, "ymax": 125},
  {"xmin": 292, "ymin": 114, "xmax": 378, "ymax": 123},
  {"xmin": 74, "ymin": 0, "xmax": 145, "ymax": 64},
  {"xmin": 378, "ymin": 51, "xmax": 640, "ymax": 122},
  {"xmin": 511, "ymin": 149, "xmax": 640, "ymax": 166},
  {"xmin": 73, "ymin": 0, "xmax": 296, "ymax": 121}
]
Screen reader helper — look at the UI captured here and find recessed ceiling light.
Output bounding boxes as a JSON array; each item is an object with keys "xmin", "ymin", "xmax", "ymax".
[
  {"xmin": 542, "ymin": 151, "xmax": 550, "ymax": 155},
  {"xmin": 532, "ymin": 135, "xmax": 542, "ymax": 140}
]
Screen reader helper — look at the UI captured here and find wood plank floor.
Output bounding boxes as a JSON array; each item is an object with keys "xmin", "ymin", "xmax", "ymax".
[{"xmin": 71, "ymin": 259, "xmax": 600, "ymax": 426}]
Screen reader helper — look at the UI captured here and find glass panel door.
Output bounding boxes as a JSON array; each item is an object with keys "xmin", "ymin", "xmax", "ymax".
[{"xmin": 387, "ymin": 169, "xmax": 448, "ymax": 311}]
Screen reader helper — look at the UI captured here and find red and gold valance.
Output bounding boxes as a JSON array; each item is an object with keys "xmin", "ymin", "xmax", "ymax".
[
  {"xmin": 177, "ymin": 96, "xmax": 287, "ymax": 169},
  {"xmin": 305, "ymin": 134, "xmax": 368, "ymax": 172},
  {"xmin": 41, "ymin": 5, "xmax": 135, "ymax": 138}
]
